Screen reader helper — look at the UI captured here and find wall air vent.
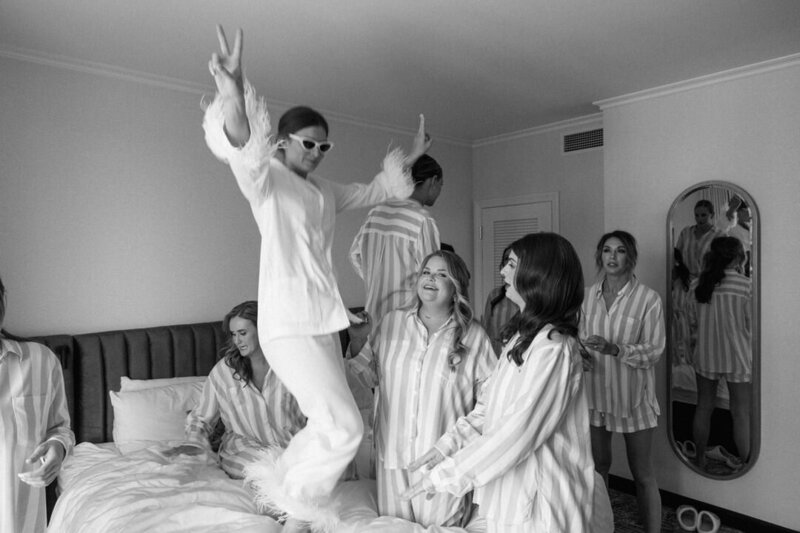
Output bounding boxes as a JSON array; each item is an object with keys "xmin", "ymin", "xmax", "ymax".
[{"xmin": 563, "ymin": 128, "xmax": 603, "ymax": 153}]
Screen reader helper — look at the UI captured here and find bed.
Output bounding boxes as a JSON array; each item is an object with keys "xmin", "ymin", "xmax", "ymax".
[{"xmin": 34, "ymin": 321, "xmax": 612, "ymax": 532}]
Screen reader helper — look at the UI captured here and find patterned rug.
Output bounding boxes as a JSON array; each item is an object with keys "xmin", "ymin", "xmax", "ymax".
[{"xmin": 609, "ymin": 488, "xmax": 744, "ymax": 533}]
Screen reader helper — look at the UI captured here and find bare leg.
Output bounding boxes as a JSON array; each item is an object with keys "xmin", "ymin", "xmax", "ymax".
[
  {"xmin": 692, "ymin": 373, "xmax": 719, "ymax": 470},
  {"xmin": 590, "ymin": 425, "xmax": 613, "ymax": 487},
  {"xmin": 623, "ymin": 428, "xmax": 661, "ymax": 533},
  {"xmin": 727, "ymin": 381, "xmax": 752, "ymax": 461}
]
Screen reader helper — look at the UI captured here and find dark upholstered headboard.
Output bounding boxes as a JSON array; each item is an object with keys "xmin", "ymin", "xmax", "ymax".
[
  {"xmin": 33, "ymin": 322, "xmax": 225, "ymax": 443},
  {"xmin": 31, "ymin": 320, "xmax": 355, "ymax": 444}
]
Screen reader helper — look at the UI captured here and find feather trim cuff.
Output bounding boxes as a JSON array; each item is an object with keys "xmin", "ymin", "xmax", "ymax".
[
  {"xmin": 376, "ymin": 147, "xmax": 415, "ymax": 200},
  {"xmin": 243, "ymin": 447, "xmax": 340, "ymax": 533},
  {"xmin": 202, "ymin": 80, "xmax": 277, "ymax": 165}
]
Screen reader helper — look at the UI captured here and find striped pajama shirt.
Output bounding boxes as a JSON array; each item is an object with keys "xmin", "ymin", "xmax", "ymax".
[
  {"xmin": 688, "ymin": 270, "xmax": 751, "ymax": 381},
  {"xmin": 348, "ymin": 308, "xmax": 495, "ymax": 527},
  {"xmin": 185, "ymin": 359, "xmax": 307, "ymax": 479},
  {"xmin": 580, "ymin": 278, "xmax": 665, "ymax": 433},
  {"xmin": 424, "ymin": 327, "xmax": 594, "ymax": 532},
  {"xmin": 1, "ymin": 339, "xmax": 74, "ymax": 533},
  {"xmin": 350, "ymin": 199, "xmax": 440, "ymax": 326}
]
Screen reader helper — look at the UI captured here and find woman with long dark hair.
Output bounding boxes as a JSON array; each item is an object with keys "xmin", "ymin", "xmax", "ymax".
[
  {"xmin": 348, "ymin": 250, "xmax": 495, "ymax": 528},
  {"xmin": 167, "ymin": 301, "xmax": 306, "ymax": 481},
  {"xmin": 581, "ymin": 230, "xmax": 664, "ymax": 533},
  {"xmin": 481, "ymin": 244, "xmax": 517, "ymax": 357},
  {"xmin": 203, "ymin": 25, "xmax": 430, "ymax": 531},
  {"xmin": 690, "ymin": 236, "xmax": 751, "ymax": 470},
  {"xmin": 403, "ymin": 233, "xmax": 596, "ymax": 532}
]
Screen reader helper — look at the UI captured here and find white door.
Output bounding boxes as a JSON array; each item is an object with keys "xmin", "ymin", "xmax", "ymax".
[{"xmin": 474, "ymin": 194, "xmax": 558, "ymax": 317}]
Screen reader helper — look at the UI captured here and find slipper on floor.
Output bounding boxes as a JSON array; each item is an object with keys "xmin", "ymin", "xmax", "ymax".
[
  {"xmin": 697, "ymin": 510, "xmax": 721, "ymax": 533},
  {"xmin": 678, "ymin": 440, "xmax": 697, "ymax": 459},
  {"xmin": 705, "ymin": 445, "xmax": 743, "ymax": 469},
  {"xmin": 676, "ymin": 504, "xmax": 698, "ymax": 531}
]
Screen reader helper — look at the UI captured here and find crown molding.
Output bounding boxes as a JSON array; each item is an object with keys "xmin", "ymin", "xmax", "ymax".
[
  {"xmin": 472, "ymin": 113, "xmax": 603, "ymax": 147},
  {"xmin": 595, "ymin": 52, "xmax": 800, "ymax": 110},
  {"xmin": 0, "ymin": 43, "xmax": 471, "ymax": 147}
]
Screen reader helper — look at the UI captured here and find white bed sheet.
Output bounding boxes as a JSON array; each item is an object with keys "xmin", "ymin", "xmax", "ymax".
[{"xmin": 50, "ymin": 443, "xmax": 612, "ymax": 533}]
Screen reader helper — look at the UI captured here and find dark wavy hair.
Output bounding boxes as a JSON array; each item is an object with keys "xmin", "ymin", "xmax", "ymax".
[
  {"xmin": 695, "ymin": 199, "xmax": 714, "ymax": 216},
  {"xmin": 411, "ymin": 154, "xmax": 443, "ymax": 187},
  {"xmin": 500, "ymin": 233, "xmax": 584, "ymax": 366},
  {"xmin": 415, "ymin": 250, "xmax": 473, "ymax": 370},
  {"xmin": 489, "ymin": 245, "xmax": 513, "ymax": 312},
  {"xmin": 222, "ymin": 300, "xmax": 259, "ymax": 386},
  {"xmin": 673, "ymin": 248, "xmax": 691, "ymax": 291},
  {"xmin": 594, "ymin": 230, "xmax": 638, "ymax": 274},
  {"xmin": 694, "ymin": 237, "xmax": 745, "ymax": 304}
]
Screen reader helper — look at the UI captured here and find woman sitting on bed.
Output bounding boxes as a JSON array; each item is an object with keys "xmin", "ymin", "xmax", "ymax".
[{"xmin": 166, "ymin": 301, "xmax": 306, "ymax": 479}]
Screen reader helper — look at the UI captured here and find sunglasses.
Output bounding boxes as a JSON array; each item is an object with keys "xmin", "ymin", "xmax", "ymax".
[{"xmin": 288, "ymin": 134, "xmax": 333, "ymax": 153}]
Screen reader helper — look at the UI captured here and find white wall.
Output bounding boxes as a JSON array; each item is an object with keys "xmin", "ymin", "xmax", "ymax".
[
  {"xmin": 0, "ymin": 56, "xmax": 472, "ymax": 335},
  {"xmin": 601, "ymin": 60, "xmax": 800, "ymax": 530}
]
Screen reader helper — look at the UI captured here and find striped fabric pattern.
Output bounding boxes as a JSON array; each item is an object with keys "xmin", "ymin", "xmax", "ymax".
[
  {"xmin": 347, "ymin": 308, "xmax": 495, "ymax": 470},
  {"xmin": 580, "ymin": 278, "xmax": 665, "ymax": 419},
  {"xmin": 1, "ymin": 339, "xmax": 74, "ymax": 533},
  {"xmin": 426, "ymin": 328, "xmax": 594, "ymax": 531},
  {"xmin": 689, "ymin": 270, "xmax": 752, "ymax": 376},
  {"xmin": 350, "ymin": 200, "xmax": 440, "ymax": 325},
  {"xmin": 676, "ymin": 225, "xmax": 723, "ymax": 277},
  {"xmin": 185, "ymin": 358, "xmax": 306, "ymax": 479}
]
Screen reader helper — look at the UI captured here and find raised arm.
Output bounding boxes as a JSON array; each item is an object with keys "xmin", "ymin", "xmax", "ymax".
[{"xmin": 208, "ymin": 25, "xmax": 250, "ymax": 147}]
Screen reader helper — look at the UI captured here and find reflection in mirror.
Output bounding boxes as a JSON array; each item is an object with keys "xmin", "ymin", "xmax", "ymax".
[{"xmin": 667, "ymin": 181, "xmax": 759, "ymax": 479}]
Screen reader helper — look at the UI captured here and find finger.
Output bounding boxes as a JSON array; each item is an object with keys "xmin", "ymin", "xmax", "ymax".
[
  {"xmin": 26, "ymin": 444, "xmax": 46, "ymax": 463},
  {"xmin": 216, "ymin": 25, "xmax": 230, "ymax": 56},
  {"xmin": 417, "ymin": 114, "xmax": 425, "ymax": 135},
  {"xmin": 232, "ymin": 28, "xmax": 243, "ymax": 61}
]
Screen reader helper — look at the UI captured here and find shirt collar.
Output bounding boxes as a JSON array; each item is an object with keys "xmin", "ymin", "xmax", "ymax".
[
  {"xmin": 0, "ymin": 338, "xmax": 24, "ymax": 362},
  {"xmin": 407, "ymin": 305, "xmax": 456, "ymax": 332},
  {"xmin": 594, "ymin": 276, "xmax": 639, "ymax": 299}
]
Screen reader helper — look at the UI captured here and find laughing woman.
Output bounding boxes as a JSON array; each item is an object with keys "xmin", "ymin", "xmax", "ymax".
[
  {"xmin": 581, "ymin": 230, "xmax": 665, "ymax": 533},
  {"xmin": 203, "ymin": 25, "xmax": 430, "ymax": 531},
  {"xmin": 347, "ymin": 250, "xmax": 495, "ymax": 528}
]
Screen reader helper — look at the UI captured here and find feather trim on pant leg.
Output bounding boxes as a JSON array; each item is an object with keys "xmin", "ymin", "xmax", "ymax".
[{"xmin": 243, "ymin": 447, "xmax": 340, "ymax": 533}]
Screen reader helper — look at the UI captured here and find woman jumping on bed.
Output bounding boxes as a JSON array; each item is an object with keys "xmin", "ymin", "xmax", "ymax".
[
  {"xmin": 166, "ymin": 301, "xmax": 307, "ymax": 481},
  {"xmin": 203, "ymin": 25, "xmax": 430, "ymax": 532},
  {"xmin": 347, "ymin": 250, "xmax": 495, "ymax": 528}
]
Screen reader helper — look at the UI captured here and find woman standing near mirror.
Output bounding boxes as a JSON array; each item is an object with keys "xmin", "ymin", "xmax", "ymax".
[
  {"xmin": 580, "ymin": 231, "xmax": 665, "ymax": 533},
  {"xmin": 689, "ymin": 236, "xmax": 752, "ymax": 471}
]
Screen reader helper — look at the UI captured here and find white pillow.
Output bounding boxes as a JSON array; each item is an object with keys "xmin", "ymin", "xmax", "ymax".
[
  {"xmin": 109, "ymin": 381, "xmax": 205, "ymax": 454},
  {"xmin": 120, "ymin": 375, "xmax": 206, "ymax": 392}
]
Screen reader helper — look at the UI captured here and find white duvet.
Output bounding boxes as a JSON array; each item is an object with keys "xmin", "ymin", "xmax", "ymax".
[{"xmin": 48, "ymin": 443, "xmax": 486, "ymax": 533}]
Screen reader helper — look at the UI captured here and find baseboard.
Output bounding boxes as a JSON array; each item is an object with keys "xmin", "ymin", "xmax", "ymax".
[{"xmin": 609, "ymin": 475, "xmax": 795, "ymax": 533}]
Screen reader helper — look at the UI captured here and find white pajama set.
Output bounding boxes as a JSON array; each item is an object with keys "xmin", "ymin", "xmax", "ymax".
[
  {"xmin": 1, "ymin": 339, "xmax": 74, "ymax": 533},
  {"xmin": 580, "ymin": 278, "xmax": 666, "ymax": 433},
  {"xmin": 184, "ymin": 359, "xmax": 307, "ymax": 479},
  {"xmin": 419, "ymin": 327, "xmax": 595, "ymax": 533},
  {"xmin": 349, "ymin": 199, "xmax": 441, "ymax": 327},
  {"xmin": 203, "ymin": 81, "xmax": 413, "ymax": 530},
  {"xmin": 347, "ymin": 308, "xmax": 495, "ymax": 527}
]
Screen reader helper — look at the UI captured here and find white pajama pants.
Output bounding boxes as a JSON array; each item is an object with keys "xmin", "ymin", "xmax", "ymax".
[{"xmin": 260, "ymin": 334, "xmax": 363, "ymax": 511}]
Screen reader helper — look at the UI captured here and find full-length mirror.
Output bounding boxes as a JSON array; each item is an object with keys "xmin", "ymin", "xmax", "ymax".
[{"xmin": 666, "ymin": 181, "xmax": 760, "ymax": 479}]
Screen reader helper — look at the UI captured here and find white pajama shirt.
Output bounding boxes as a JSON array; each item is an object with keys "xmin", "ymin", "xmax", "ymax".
[
  {"xmin": 348, "ymin": 308, "xmax": 495, "ymax": 527},
  {"xmin": 1, "ymin": 339, "xmax": 74, "ymax": 533},
  {"xmin": 422, "ymin": 327, "xmax": 594, "ymax": 532},
  {"xmin": 185, "ymin": 359, "xmax": 306, "ymax": 479},
  {"xmin": 349, "ymin": 199, "xmax": 440, "ymax": 326},
  {"xmin": 203, "ymin": 81, "xmax": 413, "ymax": 524}
]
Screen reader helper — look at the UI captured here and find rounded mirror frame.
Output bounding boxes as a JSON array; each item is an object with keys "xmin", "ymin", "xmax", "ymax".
[{"xmin": 666, "ymin": 181, "xmax": 760, "ymax": 479}]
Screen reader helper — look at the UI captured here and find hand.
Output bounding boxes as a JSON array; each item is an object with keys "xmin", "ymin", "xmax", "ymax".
[
  {"xmin": 584, "ymin": 335, "xmax": 617, "ymax": 356},
  {"xmin": 400, "ymin": 477, "xmax": 436, "ymax": 501},
  {"xmin": 208, "ymin": 25, "xmax": 244, "ymax": 101},
  {"xmin": 407, "ymin": 448, "xmax": 445, "ymax": 472},
  {"xmin": 163, "ymin": 444, "xmax": 205, "ymax": 457},
  {"xmin": 407, "ymin": 114, "xmax": 432, "ymax": 162},
  {"xmin": 18, "ymin": 441, "xmax": 66, "ymax": 487},
  {"xmin": 578, "ymin": 343, "xmax": 594, "ymax": 371}
]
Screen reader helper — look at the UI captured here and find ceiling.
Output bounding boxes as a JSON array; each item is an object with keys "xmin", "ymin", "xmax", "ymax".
[{"xmin": 3, "ymin": 0, "xmax": 800, "ymax": 144}]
